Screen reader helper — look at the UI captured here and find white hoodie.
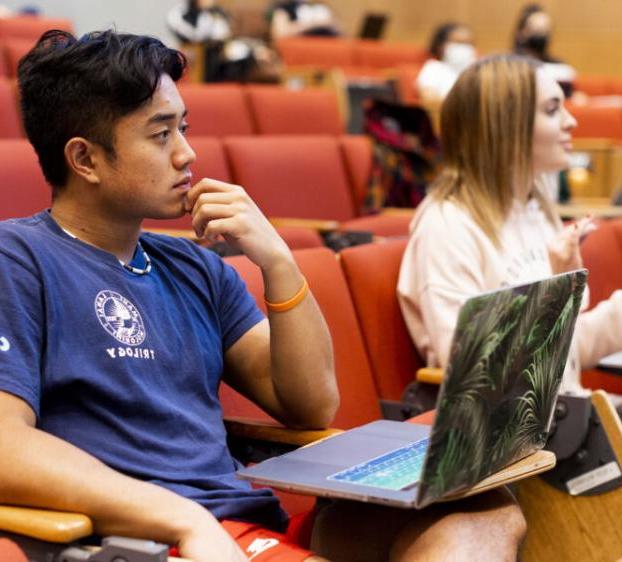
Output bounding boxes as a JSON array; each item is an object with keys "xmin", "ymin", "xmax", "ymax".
[{"xmin": 397, "ymin": 195, "xmax": 622, "ymax": 395}]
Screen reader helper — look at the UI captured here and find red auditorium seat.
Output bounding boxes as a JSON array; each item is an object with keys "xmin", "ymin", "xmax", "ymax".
[
  {"xmin": 0, "ymin": 16, "xmax": 73, "ymax": 42},
  {"xmin": 224, "ymin": 135, "xmax": 412, "ymax": 235},
  {"xmin": 0, "ymin": 78, "xmax": 21, "ymax": 137},
  {"xmin": 580, "ymin": 218, "xmax": 622, "ymax": 394},
  {"xmin": 0, "ymin": 139, "xmax": 49, "ymax": 218},
  {"xmin": 340, "ymin": 239, "xmax": 424, "ymax": 402},
  {"xmin": 177, "ymin": 83, "xmax": 255, "ymax": 136},
  {"xmin": 225, "ymin": 135, "xmax": 357, "ymax": 221},
  {"xmin": 276, "ymin": 37, "xmax": 354, "ymax": 68},
  {"xmin": 353, "ymin": 40, "xmax": 427, "ymax": 68},
  {"xmin": 566, "ymin": 102, "xmax": 622, "ymax": 141},
  {"xmin": 2, "ymin": 36, "xmax": 35, "ymax": 77},
  {"xmin": 246, "ymin": 85, "xmax": 343, "ymax": 135},
  {"xmin": 339, "ymin": 134, "xmax": 372, "ymax": 211},
  {"xmin": 394, "ymin": 64, "xmax": 422, "ymax": 105}
]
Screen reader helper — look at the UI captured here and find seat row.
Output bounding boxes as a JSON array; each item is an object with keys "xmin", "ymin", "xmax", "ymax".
[
  {"xmin": 0, "ymin": 78, "xmax": 345, "ymax": 139},
  {"xmin": 0, "ymin": 136, "xmax": 412, "ymax": 240},
  {"xmin": 277, "ymin": 37, "xmax": 427, "ymax": 75}
]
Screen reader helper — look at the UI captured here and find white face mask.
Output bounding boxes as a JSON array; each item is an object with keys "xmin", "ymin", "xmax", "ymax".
[{"xmin": 443, "ymin": 42, "xmax": 476, "ymax": 71}]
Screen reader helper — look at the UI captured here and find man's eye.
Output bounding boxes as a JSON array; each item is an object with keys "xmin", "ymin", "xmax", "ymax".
[
  {"xmin": 156, "ymin": 129, "xmax": 171, "ymax": 141},
  {"xmin": 180, "ymin": 123, "xmax": 190, "ymax": 135}
]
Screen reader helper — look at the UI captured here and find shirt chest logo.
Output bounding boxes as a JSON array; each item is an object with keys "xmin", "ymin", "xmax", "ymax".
[{"xmin": 94, "ymin": 290, "xmax": 146, "ymax": 346}]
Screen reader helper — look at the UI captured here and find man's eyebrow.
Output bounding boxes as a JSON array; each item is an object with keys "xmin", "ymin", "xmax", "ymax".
[{"xmin": 146, "ymin": 109, "xmax": 188, "ymax": 125}]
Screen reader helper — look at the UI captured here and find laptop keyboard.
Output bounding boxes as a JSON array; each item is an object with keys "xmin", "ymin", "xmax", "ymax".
[{"xmin": 327, "ymin": 438, "xmax": 430, "ymax": 491}]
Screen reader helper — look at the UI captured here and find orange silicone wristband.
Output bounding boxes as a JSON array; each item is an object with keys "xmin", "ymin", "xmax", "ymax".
[{"xmin": 265, "ymin": 277, "xmax": 309, "ymax": 313}]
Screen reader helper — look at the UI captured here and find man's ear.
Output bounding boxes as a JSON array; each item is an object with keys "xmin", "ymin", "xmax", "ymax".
[{"xmin": 64, "ymin": 137, "xmax": 104, "ymax": 184}]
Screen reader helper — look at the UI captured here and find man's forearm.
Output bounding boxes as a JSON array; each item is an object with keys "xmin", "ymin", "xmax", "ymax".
[
  {"xmin": 262, "ymin": 259, "xmax": 339, "ymax": 429},
  {"xmin": 0, "ymin": 420, "xmax": 210, "ymax": 544}
]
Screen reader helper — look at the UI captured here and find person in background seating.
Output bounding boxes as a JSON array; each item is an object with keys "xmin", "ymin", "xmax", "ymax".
[
  {"xmin": 268, "ymin": 0, "xmax": 340, "ymax": 41},
  {"xmin": 167, "ymin": 0, "xmax": 280, "ymax": 83},
  {"xmin": 399, "ymin": 54, "xmax": 622, "ymax": 400},
  {"xmin": 512, "ymin": 3, "xmax": 575, "ymax": 96},
  {"xmin": 416, "ymin": 22, "xmax": 477, "ymax": 103}
]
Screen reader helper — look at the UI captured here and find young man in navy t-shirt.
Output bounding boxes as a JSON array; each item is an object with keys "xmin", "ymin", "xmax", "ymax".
[{"xmin": 0, "ymin": 30, "xmax": 526, "ymax": 562}]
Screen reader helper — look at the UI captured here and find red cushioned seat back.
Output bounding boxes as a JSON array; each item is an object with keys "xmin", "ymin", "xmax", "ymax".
[
  {"xmin": 178, "ymin": 83, "xmax": 255, "ymax": 136},
  {"xmin": 0, "ymin": 139, "xmax": 50, "ymax": 218},
  {"xmin": 247, "ymin": 85, "xmax": 342, "ymax": 135},
  {"xmin": 221, "ymin": 246, "xmax": 382, "ymax": 429},
  {"xmin": 339, "ymin": 134, "xmax": 372, "ymax": 211},
  {"xmin": 340, "ymin": 239, "xmax": 424, "ymax": 400},
  {"xmin": 0, "ymin": 16, "xmax": 73, "ymax": 41},
  {"xmin": 0, "ymin": 77, "xmax": 21, "ymax": 137},
  {"xmin": 225, "ymin": 135, "xmax": 357, "ymax": 221},
  {"xmin": 567, "ymin": 103, "xmax": 622, "ymax": 141},
  {"xmin": 276, "ymin": 37, "xmax": 354, "ymax": 67},
  {"xmin": 353, "ymin": 40, "xmax": 427, "ymax": 68},
  {"xmin": 582, "ymin": 218, "xmax": 622, "ymax": 308}
]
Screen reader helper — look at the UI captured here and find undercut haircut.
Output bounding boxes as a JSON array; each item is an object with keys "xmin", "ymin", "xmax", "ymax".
[{"xmin": 18, "ymin": 29, "xmax": 186, "ymax": 193}]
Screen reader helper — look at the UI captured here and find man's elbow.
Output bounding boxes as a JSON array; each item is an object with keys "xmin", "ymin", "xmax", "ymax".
[{"xmin": 286, "ymin": 376, "xmax": 340, "ymax": 430}]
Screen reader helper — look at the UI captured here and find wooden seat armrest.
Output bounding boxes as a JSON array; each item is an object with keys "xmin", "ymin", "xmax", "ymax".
[
  {"xmin": 0, "ymin": 505, "xmax": 93, "ymax": 543},
  {"xmin": 224, "ymin": 416, "xmax": 342, "ymax": 447},
  {"xmin": 268, "ymin": 217, "xmax": 340, "ymax": 232},
  {"xmin": 380, "ymin": 207, "xmax": 415, "ymax": 217},
  {"xmin": 591, "ymin": 389, "xmax": 622, "ymax": 466},
  {"xmin": 416, "ymin": 368, "xmax": 444, "ymax": 385}
]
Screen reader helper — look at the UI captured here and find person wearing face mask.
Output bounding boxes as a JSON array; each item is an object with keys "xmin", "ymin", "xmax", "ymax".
[
  {"xmin": 512, "ymin": 3, "xmax": 575, "ymax": 96},
  {"xmin": 416, "ymin": 22, "xmax": 477, "ymax": 104}
]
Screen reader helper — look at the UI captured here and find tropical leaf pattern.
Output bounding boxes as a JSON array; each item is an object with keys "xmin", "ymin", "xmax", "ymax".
[{"xmin": 417, "ymin": 271, "xmax": 587, "ymax": 507}]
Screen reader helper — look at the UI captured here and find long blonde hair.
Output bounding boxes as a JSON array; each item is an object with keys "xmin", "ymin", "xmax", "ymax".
[{"xmin": 431, "ymin": 54, "xmax": 555, "ymax": 246}]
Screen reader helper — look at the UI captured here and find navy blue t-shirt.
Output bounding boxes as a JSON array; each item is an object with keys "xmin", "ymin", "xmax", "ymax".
[{"xmin": 0, "ymin": 211, "xmax": 287, "ymax": 530}]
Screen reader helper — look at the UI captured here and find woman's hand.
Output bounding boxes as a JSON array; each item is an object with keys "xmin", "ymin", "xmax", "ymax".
[{"xmin": 548, "ymin": 216, "xmax": 596, "ymax": 274}]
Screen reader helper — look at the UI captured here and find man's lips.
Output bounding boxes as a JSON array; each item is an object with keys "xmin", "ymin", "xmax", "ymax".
[{"xmin": 173, "ymin": 175, "xmax": 192, "ymax": 189}]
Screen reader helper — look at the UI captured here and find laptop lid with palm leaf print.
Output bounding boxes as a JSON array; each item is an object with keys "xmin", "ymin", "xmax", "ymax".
[{"xmin": 415, "ymin": 269, "xmax": 587, "ymax": 507}]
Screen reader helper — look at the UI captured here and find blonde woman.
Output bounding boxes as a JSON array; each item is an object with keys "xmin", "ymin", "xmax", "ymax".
[{"xmin": 398, "ymin": 54, "xmax": 622, "ymax": 395}]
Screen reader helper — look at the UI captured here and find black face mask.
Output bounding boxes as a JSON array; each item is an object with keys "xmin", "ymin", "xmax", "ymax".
[{"xmin": 523, "ymin": 33, "xmax": 549, "ymax": 54}]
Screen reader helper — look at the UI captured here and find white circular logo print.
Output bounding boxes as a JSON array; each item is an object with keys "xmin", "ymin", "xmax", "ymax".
[{"xmin": 94, "ymin": 290, "xmax": 146, "ymax": 346}]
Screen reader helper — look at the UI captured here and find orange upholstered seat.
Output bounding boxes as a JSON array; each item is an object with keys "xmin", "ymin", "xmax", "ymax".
[
  {"xmin": 353, "ymin": 40, "xmax": 427, "ymax": 68},
  {"xmin": 567, "ymin": 103, "xmax": 622, "ymax": 141},
  {"xmin": 177, "ymin": 83, "xmax": 255, "ymax": 136},
  {"xmin": 0, "ymin": 139, "xmax": 49, "ymax": 218},
  {"xmin": 0, "ymin": 78, "xmax": 21, "ymax": 138},
  {"xmin": 276, "ymin": 37, "xmax": 354, "ymax": 67},
  {"xmin": 580, "ymin": 218, "xmax": 622, "ymax": 393},
  {"xmin": 0, "ymin": 16, "xmax": 73, "ymax": 42},
  {"xmin": 225, "ymin": 135, "xmax": 357, "ymax": 221},
  {"xmin": 340, "ymin": 238, "xmax": 424, "ymax": 401},
  {"xmin": 246, "ymin": 85, "xmax": 343, "ymax": 135}
]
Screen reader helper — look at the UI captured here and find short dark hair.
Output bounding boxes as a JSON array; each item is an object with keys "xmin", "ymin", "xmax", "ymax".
[{"xmin": 18, "ymin": 29, "xmax": 186, "ymax": 191}]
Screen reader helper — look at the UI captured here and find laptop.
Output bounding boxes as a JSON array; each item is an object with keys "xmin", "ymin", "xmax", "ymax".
[
  {"xmin": 238, "ymin": 271, "xmax": 587, "ymax": 508},
  {"xmin": 358, "ymin": 13, "xmax": 389, "ymax": 40}
]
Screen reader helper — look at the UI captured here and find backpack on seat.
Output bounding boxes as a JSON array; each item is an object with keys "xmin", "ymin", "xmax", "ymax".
[{"xmin": 363, "ymin": 99, "xmax": 440, "ymax": 211}]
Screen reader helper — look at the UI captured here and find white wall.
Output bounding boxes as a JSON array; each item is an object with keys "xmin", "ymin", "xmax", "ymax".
[{"xmin": 2, "ymin": 0, "xmax": 182, "ymax": 45}]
